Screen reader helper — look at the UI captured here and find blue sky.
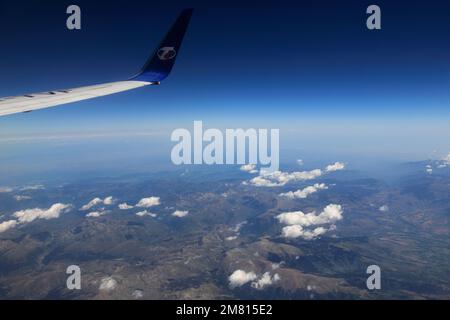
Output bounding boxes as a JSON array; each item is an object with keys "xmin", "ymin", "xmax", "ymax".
[{"xmin": 0, "ymin": 0, "xmax": 449, "ymax": 181}]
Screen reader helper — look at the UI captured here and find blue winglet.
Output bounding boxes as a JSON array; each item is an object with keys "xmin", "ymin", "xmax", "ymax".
[{"xmin": 132, "ymin": 9, "xmax": 193, "ymax": 83}]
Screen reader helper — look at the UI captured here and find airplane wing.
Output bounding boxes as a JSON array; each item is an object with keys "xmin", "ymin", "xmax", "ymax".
[{"xmin": 0, "ymin": 9, "xmax": 193, "ymax": 117}]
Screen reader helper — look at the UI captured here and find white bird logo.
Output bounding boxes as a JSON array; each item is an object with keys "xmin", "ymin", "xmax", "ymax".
[{"xmin": 157, "ymin": 47, "xmax": 177, "ymax": 60}]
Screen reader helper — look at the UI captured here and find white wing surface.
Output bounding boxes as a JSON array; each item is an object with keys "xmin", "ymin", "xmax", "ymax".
[{"xmin": 0, "ymin": 81, "xmax": 152, "ymax": 116}]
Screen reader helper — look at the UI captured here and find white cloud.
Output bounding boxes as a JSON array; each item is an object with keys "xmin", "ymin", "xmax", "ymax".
[
  {"xmin": 432, "ymin": 154, "xmax": 450, "ymax": 169},
  {"xmin": 246, "ymin": 175, "xmax": 282, "ymax": 187},
  {"xmin": 229, "ymin": 270, "xmax": 281, "ymax": 290},
  {"xmin": 271, "ymin": 261, "xmax": 285, "ymax": 270},
  {"xmin": 20, "ymin": 184, "xmax": 45, "ymax": 191},
  {"xmin": 136, "ymin": 210, "xmax": 157, "ymax": 217},
  {"xmin": 132, "ymin": 290, "xmax": 144, "ymax": 299},
  {"xmin": 240, "ymin": 164, "xmax": 258, "ymax": 174},
  {"xmin": 0, "ymin": 187, "xmax": 13, "ymax": 193},
  {"xmin": 379, "ymin": 205, "xmax": 389, "ymax": 212},
  {"xmin": 228, "ymin": 270, "xmax": 258, "ymax": 288},
  {"xmin": 443, "ymin": 152, "xmax": 450, "ymax": 163},
  {"xmin": 325, "ymin": 162, "xmax": 345, "ymax": 172},
  {"xmin": 0, "ymin": 220, "xmax": 17, "ymax": 233},
  {"xmin": 225, "ymin": 222, "xmax": 246, "ymax": 241},
  {"xmin": 279, "ymin": 183, "xmax": 328, "ymax": 199},
  {"xmin": 248, "ymin": 169, "xmax": 323, "ymax": 187},
  {"xmin": 297, "ymin": 159, "xmax": 304, "ymax": 166},
  {"xmin": 276, "ymin": 204, "xmax": 343, "ymax": 227},
  {"xmin": 81, "ymin": 198, "xmax": 103, "ymax": 210},
  {"xmin": 103, "ymin": 196, "xmax": 114, "ymax": 205},
  {"xmin": 99, "ymin": 277, "xmax": 117, "ymax": 291},
  {"xmin": 13, "ymin": 203, "xmax": 71, "ymax": 223},
  {"xmin": 247, "ymin": 162, "xmax": 345, "ymax": 187},
  {"xmin": 277, "ymin": 204, "xmax": 342, "ymax": 240},
  {"xmin": 281, "ymin": 225, "xmax": 327, "ymax": 240},
  {"xmin": 282, "ymin": 225, "xmax": 303, "ymax": 238},
  {"xmin": 232, "ymin": 221, "xmax": 247, "ymax": 233},
  {"xmin": 118, "ymin": 203, "xmax": 134, "ymax": 210},
  {"xmin": 86, "ymin": 211, "xmax": 108, "ymax": 218},
  {"xmin": 136, "ymin": 197, "xmax": 160, "ymax": 208},
  {"xmin": 172, "ymin": 210, "xmax": 189, "ymax": 218},
  {"xmin": 81, "ymin": 196, "xmax": 115, "ymax": 211},
  {"xmin": 14, "ymin": 195, "xmax": 32, "ymax": 201},
  {"xmin": 251, "ymin": 272, "xmax": 280, "ymax": 290}
]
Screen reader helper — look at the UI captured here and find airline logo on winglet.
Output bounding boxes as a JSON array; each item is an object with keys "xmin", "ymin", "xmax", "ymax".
[{"xmin": 158, "ymin": 47, "xmax": 177, "ymax": 60}]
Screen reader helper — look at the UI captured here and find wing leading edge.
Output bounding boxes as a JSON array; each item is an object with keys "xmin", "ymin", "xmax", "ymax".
[{"xmin": 0, "ymin": 9, "xmax": 193, "ymax": 117}]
